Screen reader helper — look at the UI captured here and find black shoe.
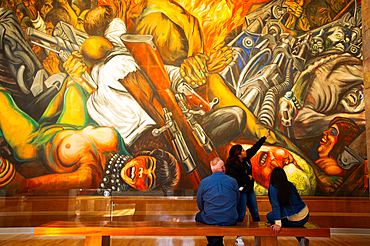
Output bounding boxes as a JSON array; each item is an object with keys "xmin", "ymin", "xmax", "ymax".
[{"xmin": 214, "ymin": 241, "xmax": 224, "ymax": 246}]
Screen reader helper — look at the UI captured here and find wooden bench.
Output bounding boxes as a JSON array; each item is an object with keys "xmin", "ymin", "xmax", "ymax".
[
  {"xmin": 2, "ymin": 196, "xmax": 370, "ymax": 229},
  {"xmin": 34, "ymin": 220, "xmax": 330, "ymax": 246}
]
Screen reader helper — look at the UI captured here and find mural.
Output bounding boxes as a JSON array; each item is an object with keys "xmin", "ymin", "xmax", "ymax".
[{"xmin": 0, "ymin": 0, "xmax": 366, "ymax": 197}]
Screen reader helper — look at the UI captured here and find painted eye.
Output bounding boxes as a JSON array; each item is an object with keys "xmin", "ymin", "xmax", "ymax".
[
  {"xmin": 329, "ymin": 128, "xmax": 338, "ymax": 137},
  {"xmin": 145, "ymin": 177, "xmax": 151, "ymax": 188},
  {"xmin": 146, "ymin": 158, "xmax": 152, "ymax": 169}
]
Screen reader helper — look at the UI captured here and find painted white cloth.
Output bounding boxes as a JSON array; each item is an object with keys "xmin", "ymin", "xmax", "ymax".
[
  {"xmin": 104, "ymin": 18, "xmax": 128, "ymax": 51},
  {"xmin": 87, "ymin": 54, "xmax": 156, "ymax": 146},
  {"xmin": 87, "ymin": 19, "xmax": 156, "ymax": 146},
  {"xmin": 86, "ymin": 18, "xmax": 184, "ymax": 146}
]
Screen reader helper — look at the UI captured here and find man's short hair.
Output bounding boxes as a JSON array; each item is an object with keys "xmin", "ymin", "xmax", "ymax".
[
  {"xmin": 45, "ymin": 7, "xmax": 71, "ymax": 26},
  {"xmin": 135, "ymin": 149, "xmax": 180, "ymax": 192},
  {"xmin": 210, "ymin": 157, "xmax": 224, "ymax": 171},
  {"xmin": 84, "ymin": 5, "xmax": 115, "ymax": 36}
]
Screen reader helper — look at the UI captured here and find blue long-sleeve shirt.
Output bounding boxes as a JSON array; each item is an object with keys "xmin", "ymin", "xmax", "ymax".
[
  {"xmin": 269, "ymin": 182, "xmax": 307, "ymax": 221},
  {"xmin": 196, "ymin": 171, "xmax": 240, "ymax": 225}
]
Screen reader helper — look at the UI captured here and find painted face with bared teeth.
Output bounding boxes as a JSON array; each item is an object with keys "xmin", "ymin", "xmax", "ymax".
[
  {"xmin": 250, "ymin": 146, "xmax": 295, "ymax": 188},
  {"xmin": 120, "ymin": 156, "xmax": 157, "ymax": 191},
  {"xmin": 318, "ymin": 124, "xmax": 339, "ymax": 159}
]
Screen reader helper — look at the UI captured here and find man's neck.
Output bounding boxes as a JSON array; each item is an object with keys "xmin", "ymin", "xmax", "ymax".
[{"xmin": 213, "ymin": 169, "xmax": 224, "ymax": 173}]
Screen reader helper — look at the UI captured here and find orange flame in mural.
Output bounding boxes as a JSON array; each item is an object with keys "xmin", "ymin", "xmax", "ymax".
[
  {"xmin": 176, "ymin": 0, "xmax": 270, "ymax": 54},
  {"xmin": 98, "ymin": 0, "xmax": 270, "ymax": 54}
]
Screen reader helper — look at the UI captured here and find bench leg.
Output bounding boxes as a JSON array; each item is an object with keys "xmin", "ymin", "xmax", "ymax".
[
  {"xmin": 102, "ymin": 236, "xmax": 110, "ymax": 246},
  {"xmin": 85, "ymin": 235, "xmax": 103, "ymax": 246},
  {"xmin": 260, "ymin": 236, "xmax": 277, "ymax": 246}
]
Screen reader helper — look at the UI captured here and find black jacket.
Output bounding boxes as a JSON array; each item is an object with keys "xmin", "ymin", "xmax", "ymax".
[{"xmin": 227, "ymin": 137, "xmax": 266, "ymax": 194}]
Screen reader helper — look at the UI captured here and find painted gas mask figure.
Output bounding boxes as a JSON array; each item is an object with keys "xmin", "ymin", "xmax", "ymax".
[{"xmin": 310, "ymin": 25, "xmax": 353, "ymax": 58}]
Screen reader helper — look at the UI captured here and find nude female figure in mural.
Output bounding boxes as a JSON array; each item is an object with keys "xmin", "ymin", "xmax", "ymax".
[{"xmin": 0, "ymin": 79, "xmax": 180, "ymax": 195}]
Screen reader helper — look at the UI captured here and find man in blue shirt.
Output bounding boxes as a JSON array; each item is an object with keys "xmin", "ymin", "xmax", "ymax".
[{"xmin": 196, "ymin": 157, "xmax": 240, "ymax": 246}]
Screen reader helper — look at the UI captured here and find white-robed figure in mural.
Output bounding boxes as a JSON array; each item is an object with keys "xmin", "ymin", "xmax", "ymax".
[{"xmin": 86, "ymin": 17, "xmax": 157, "ymax": 146}]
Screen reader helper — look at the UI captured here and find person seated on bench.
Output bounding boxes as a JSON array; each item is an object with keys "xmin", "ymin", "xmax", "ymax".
[
  {"xmin": 195, "ymin": 157, "xmax": 239, "ymax": 246},
  {"xmin": 267, "ymin": 167, "xmax": 310, "ymax": 246}
]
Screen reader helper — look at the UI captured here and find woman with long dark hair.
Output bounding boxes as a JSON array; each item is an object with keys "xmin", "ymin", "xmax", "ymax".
[
  {"xmin": 225, "ymin": 130, "xmax": 269, "ymax": 246},
  {"xmin": 267, "ymin": 167, "xmax": 310, "ymax": 246}
]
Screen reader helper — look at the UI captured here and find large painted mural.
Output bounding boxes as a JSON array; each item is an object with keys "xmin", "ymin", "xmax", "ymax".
[{"xmin": 0, "ymin": 0, "xmax": 366, "ymax": 197}]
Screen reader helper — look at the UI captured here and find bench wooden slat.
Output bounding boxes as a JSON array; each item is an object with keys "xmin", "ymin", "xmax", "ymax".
[
  {"xmin": 85, "ymin": 234, "xmax": 102, "ymax": 246},
  {"xmin": 34, "ymin": 221, "xmax": 330, "ymax": 237},
  {"xmin": 34, "ymin": 221, "xmax": 330, "ymax": 246},
  {"xmin": 261, "ymin": 236, "xmax": 277, "ymax": 246}
]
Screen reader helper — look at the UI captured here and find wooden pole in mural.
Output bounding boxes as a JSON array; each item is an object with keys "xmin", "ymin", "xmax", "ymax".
[{"xmin": 120, "ymin": 34, "xmax": 218, "ymax": 189}]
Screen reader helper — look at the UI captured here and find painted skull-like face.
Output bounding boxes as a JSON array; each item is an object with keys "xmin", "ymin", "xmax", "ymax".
[
  {"xmin": 310, "ymin": 36, "xmax": 324, "ymax": 56},
  {"xmin": 340, "ymin": 85, "xmax": 364, "ymax": 113},
  {"xmin": 120, "ymin": 156, "xmax": 157, "ymax": 191},
  {"xmin": 324, "ymin": 26, "xmax": 351, "ymax": 52},
  {"xmin": 250, "ymin": 146, "xmax": 295, "ymax": 188}
]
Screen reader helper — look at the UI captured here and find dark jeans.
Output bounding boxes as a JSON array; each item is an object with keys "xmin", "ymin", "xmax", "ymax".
[
  {"xmin": 206, "ymin": 236, "xmax": 224, "ymax": 246},
  {"xmin": 266, "ymin": 211, "xmax": 310, "ymax": 242},
  {"xmin": 237, "ymin": 190, "xmax": 260, "ymax": 222},
  {"xmin": 196, "ymin": 213, "xmax": 224, "ymax": 246}
]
